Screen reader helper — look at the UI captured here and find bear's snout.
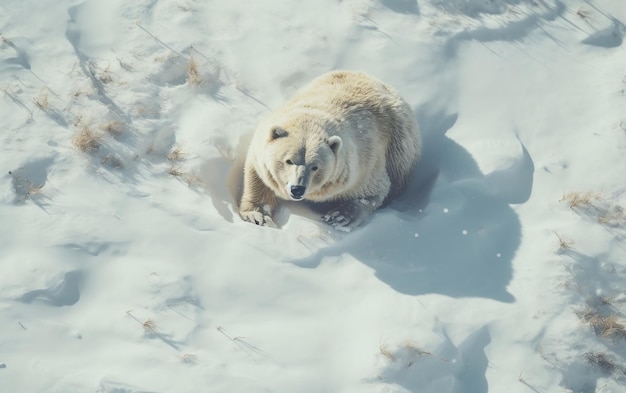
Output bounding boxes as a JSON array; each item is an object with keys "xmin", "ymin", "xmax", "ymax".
[{"xmin": 289, "ymin": 185, "xmax": 306, "ymax": 200}]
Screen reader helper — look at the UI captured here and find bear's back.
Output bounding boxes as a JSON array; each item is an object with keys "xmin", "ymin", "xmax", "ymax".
[{"xmin": 284, "ymin": 71, "xmax": 400, "ymax": 116}]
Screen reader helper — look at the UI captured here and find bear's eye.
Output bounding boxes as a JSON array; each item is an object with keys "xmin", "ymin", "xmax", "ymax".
[
  {"xmin": 311, "ymin": 166, "xmax": 319, "ymax": 171},
  {"xmin": 285, "ymin": 159, "xmax": 294, "ymax": 165}
]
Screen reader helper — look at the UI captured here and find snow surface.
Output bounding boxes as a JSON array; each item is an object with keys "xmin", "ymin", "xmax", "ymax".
[{"xmin": 2, "ymin": 0, "xmax": 626, "ymax": 392}]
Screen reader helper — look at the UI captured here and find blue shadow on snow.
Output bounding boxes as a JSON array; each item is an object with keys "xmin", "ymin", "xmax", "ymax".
[{"xmin": 293, "ymin": 106, "xmax": 534, "ymax": 302}]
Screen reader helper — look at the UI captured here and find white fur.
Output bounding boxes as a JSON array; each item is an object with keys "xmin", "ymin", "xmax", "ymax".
[{"xmin": 239, "ymin": 70, "xmax": 422, "ymax": 229}]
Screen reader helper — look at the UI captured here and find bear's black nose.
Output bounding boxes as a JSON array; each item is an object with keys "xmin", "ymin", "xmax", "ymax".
[{"xmin": 290, "ymin": 185, "xmax": 305, "ymax": 199}]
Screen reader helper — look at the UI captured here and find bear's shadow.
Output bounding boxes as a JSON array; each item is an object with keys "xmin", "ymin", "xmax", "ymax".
[{"xmin": 291, "ymin": 107, "xmax": 534, "ymax": 302}]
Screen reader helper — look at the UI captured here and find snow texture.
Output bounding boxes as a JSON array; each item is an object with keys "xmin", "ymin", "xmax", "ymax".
[{"xmin": 1, "ymin": 0, "xmax": 626, "ymax": 392}]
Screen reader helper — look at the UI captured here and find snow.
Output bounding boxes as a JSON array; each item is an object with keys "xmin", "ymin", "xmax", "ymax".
[{"xmin": 2, "ymin": 0, "xmax": 626, "ymax": 392}]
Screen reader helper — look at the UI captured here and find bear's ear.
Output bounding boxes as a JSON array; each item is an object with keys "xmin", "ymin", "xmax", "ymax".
[
  {"xmin": 270, "ymin": 126, "xmax": 288, "ymax": 140},
  {"xmin": 328, "ymin": 135, "xmax": 342, "ymax": 154}
]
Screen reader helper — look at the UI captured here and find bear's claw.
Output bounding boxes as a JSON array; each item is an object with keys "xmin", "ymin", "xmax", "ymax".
[
  {"xmin": 240, "ymin": 210, "xmax": 277, "ymax": 228},
  {"xmin": 322, "ymin": 210, "xmax": 354, "ymax": 230}
]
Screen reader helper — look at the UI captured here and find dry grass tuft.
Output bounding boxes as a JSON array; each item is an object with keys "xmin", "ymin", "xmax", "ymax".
[
  {"xmin": 9, "ymin": 170, "xmax": 45, "ymax": 202},
  {"xmin": 32, "ymin": 89, "xmax": 50, "ymax": 110},
  {"xmin": 143, "ymin": 318, "xmax": 157, "ymax": 332},
  {"xmin": 379, "ymin": 340, "xmax": 445, "ymax": 369},
  {"xmin": 598, "ymin": 206, "xmax": 625, "ymax": 227},
  {"xmin": 560, "ymin": 191, "xmax": 602, "ymax": 209},
  {"xmin": 183, "ymin": 173, "xmax": 201, "ymax": 186},
  {"xmin": 26, "ymin": 183, "xmax": 43, "ymax": 197},
  {"xmin": 580, "ymin": 308, "xmax": 626, "ymax": 341},
  {"xmin": 585, "ymin": 352, "xmax": 616, "ymax": 374},
  {"xmin": 178, "ymin": 353, "xmax": 198, "ymax": 364},
  {"xmin": 169, "ymin": 166, "xmax": 185, "ymax": 177},
  {"xmin": 379, "ymin": 342, "xmax": 395, "ymax": 362},
  {"xmin": 598, "ymin": 315, "xmax": 626, "ymax": 340},
  {"xmin": 554, "ymin": 231, "xmax": 575, "ymax": 252},
  {"xmin": 167, "ymin": 146, "xmax": 184, "ymax": 161},
  {"xmin": 99, "ymin": 64, "xmax": 113, "ymax": 84},
  {"xmin": 101, "ymin": 120, "xmax": 126, "ymax": 137},
  {"xmin": 402, "ymin": 340, "xmax": 436, "ymax": 367},
  {"xmin": 403, "ymin": 340, "xmax": 432, "ymax": 357},
  {"xmin": 73, "ymin": 127, "xmax": 101, "ymax": 153},
  {"xmin": 186, "ymin": 55, "xmax": 203, "ymax": 86},
  {"xmin": 169, "ymin": 167, "xmax": 202, "ymax": 187}
]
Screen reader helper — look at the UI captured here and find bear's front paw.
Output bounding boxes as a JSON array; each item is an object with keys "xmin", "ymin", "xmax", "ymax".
[
  {"xmin": 240, "ymin": 210, "xmax": 277, "ymax": 228},
  {"xmin": 322, "ymin": 204, "xmax": 366, "ymax": 232},
  {"xmin": 322, "ymin": 199, "xmax": 379, "ymax": 231},
  {"xmin": 322, "ymin": 210, "xmax": 354, "ymax": 232}
]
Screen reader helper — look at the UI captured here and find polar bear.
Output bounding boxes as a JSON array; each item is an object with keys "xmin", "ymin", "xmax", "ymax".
[{"xmin": 239, "ymin": 70, "xmax": 421, "ymax": 230}]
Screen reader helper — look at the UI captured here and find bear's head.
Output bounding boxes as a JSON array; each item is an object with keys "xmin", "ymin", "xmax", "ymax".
[{"xmin": 264, "ymin": 125, "xmax": 342, "ymax": 201}]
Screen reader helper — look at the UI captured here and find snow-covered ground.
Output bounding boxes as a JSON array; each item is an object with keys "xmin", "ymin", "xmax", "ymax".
[{"xmin": 2, "ymin": 0, "xmax": 626, "ymax": 392}]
